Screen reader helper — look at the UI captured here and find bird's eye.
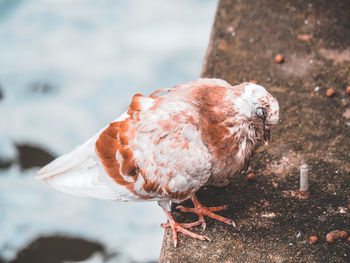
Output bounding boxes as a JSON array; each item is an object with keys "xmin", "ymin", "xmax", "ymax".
[{"xmin": 256, "ymin": 107, "xmax": 267, "ymax": 119}]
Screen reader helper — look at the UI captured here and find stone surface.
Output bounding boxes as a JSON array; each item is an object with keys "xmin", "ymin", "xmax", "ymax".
[{"xmin": 160, "ymin": 0, "xmax": 350, "ymax": 262}]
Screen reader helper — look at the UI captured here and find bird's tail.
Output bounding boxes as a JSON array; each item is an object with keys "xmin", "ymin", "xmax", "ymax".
[
  {"xmin": 36, "ymin": 134, "xmax": 97, "ymax": 180},
  {"xmin": 36, "ymin": 133, "xmax": 121, "ymax": 200}
]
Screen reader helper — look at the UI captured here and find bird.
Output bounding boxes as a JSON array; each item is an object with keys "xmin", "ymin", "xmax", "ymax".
[{"xmin": 37, "ymin": 78, "xmax": 279, "ymax": 247}]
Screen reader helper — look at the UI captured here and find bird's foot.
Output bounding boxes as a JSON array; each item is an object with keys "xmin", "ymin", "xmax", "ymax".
[
  {"xmin": 161, "ymin": 209, "xmax": 210, "ymax": 247},
  {"xmin": 176, "ymin": 195, "xmax": 236, "ymax": 230}
]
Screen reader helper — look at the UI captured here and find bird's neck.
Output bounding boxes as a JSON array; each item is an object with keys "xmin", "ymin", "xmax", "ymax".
[
  {"xmin": 196, "ymin": 105, "xmax": 258, "ymax": 183},
  {"xmin": 189, "ymin": 84, "xmax": 260, "ymax": 181}
]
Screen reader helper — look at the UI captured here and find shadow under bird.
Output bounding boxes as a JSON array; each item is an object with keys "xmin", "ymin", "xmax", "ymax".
[{"xmin": 37, "ymin": 78, "xmax": 279, "ymax": 247}]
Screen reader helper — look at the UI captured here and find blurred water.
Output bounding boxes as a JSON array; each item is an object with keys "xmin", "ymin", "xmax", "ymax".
[{"xmin": 0, "ymin": 0, "xmax": 216, "ymax": 262}]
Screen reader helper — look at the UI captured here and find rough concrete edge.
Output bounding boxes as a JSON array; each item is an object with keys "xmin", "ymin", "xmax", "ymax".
[{"xmin": 158, "ymin": 1, "xmax": 221, "ymax": 261}]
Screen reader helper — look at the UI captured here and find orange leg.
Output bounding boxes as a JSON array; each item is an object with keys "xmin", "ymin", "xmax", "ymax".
[
  {"xmin": 176, "ymin": 195, "xmax": 236, "ymax": 230},
  {"xmin": 161, "ymin": 208, "xmax": 210, "ymax": 247}
]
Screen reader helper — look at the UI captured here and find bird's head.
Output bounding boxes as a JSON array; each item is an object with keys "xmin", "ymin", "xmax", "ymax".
[{"xmin": 234, "ymin": 83, "xmax": 280, "ymax": 145}]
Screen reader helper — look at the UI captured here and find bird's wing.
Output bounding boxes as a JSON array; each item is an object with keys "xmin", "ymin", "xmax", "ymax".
[
  {"xmin": 36, "ymin": 110, "xmax": 141, "ymax": 200},
  {"xmin": 128, "ymin": 93, "xmax": 213, "ymax": 202},
  {"xmin": 37, "ymin": 88, "xmax": 213, "ymax": 202},
  {"xmin": 94, "ymin": 92, "xmax": 213, "ymax": 202}
]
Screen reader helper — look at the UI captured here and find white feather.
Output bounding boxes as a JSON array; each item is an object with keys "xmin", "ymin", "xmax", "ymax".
[
  {"xmin": 36, "ymin": 111, "xmax": 136, "ymax": 200},
  {"xmin": 36, "ymin": 132, "xmax": 99, "ymax": 178},
  {"xmin": 46, "ymin": 166, "xmax": 118, "ymax": 199}
]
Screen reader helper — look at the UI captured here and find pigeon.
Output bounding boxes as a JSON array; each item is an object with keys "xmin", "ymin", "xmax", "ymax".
[{"xmin": 37, "ymin": 78, "xmax": 279, "ymax": 247}]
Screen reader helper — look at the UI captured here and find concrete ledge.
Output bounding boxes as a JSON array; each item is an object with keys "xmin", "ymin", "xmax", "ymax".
[{"xmin": 159, "ymin": 0, "xmax": 350, "ymax": 262}]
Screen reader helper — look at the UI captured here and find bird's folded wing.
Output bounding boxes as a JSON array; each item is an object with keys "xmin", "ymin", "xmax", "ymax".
[
  {"xmin": 37, "ymin": 87, "xmax": 213, "ymax": 202},
  {"xmin": 36, "ymin": 111, "xmax": 139, "ymax": 201}
]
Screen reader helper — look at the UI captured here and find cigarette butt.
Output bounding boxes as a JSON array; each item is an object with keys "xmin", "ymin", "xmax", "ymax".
[
  {"xmin": 300, "ymin": 164, "xmax": 309, "ymax": 191},
  {"xmin": 299, "ymin": 164, "xmax": 310, "ymax": 199}
]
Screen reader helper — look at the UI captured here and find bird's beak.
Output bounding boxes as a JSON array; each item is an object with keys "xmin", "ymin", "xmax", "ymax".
[{"xmin": 263, "ymin": 123, "xmax": 271, "ymax": 145}]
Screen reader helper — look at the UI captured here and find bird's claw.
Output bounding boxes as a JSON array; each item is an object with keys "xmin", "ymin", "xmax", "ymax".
[
  {"xmin": 161, "ymin": 213, "xmax": 209, "ymax": 247},
  {"xmin": 172, "ymin": 234, "xmax": 210, "ymax": 247},
  {"xmin": 200, "ymin": 220, "xmax": 206, "ymax": 230},
  {"xmin": 230, "ymin": 219, "xmax": 237, "ymax": 228},
  {"xmin": 204, "ymin": 235, "xmax": 211, "ymax": 242},
  {"xmin": 175, "ymin": 205, "xmax": 184, "ymax": 210},
  {"xmin": 177, "ymin": 195, "xmax": 235, "ymax": 229}
]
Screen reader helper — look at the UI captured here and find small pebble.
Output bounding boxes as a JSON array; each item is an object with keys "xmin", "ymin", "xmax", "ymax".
[
  {"xmin": 309, "ymin": 236, "xmax": 318, "ymax": 244},
  {"xmin": 326, "ymin": 88, "xmax": 336, "ymax": 97},
  {"xmin": 227, "ymin": 26, "xmax": 234, "ymax": 33},
  {"xmin": 247, "ymin": 173, "xmax": 256, "ymax": 181},
  {"xmin": 326, "ymin": 230, "xmax": 341, "ymax": 243},
  {"xmin": 261, "ymin": 212, "xmax": 276, "ymax": 218},
  {"xmin": 339, "ymin": 231, "xmax": 348, "ymax": 239},
  {"xmin": 346, "ymin": 86, "xmax": 350, "ymax": 94},
  {"xmin": 297, "ymin": 34, "xmax": 313, "ymax": 41},
  {"xmin": 326, "ymin": 234, "xmax": 336, "ymax": 243},
  {"xmin": 338, "ymin": 207, "xmax": 347, "ymax": 214},
  {"xmin": 275, "ymin": 54, "xmax": 284, "ymax": 63}
]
